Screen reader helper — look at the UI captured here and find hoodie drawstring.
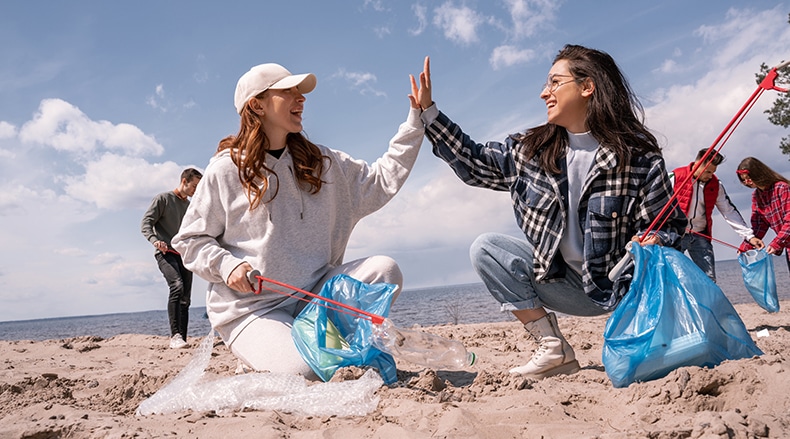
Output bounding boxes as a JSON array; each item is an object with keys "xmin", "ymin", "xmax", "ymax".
[{"xmin": 288, "ymin": 165, "xmax": 305, "ymax": 220}]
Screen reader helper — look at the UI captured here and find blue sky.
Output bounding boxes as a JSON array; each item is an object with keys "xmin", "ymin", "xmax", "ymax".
[{"xmin": 1, "ymin": 1, "xmax": 789, "ymax": 322}]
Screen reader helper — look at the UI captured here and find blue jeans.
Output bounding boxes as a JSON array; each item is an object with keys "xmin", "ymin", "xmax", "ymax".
[
  {"xmin": 469, "ymin": 232, "xmax": 609, "ymax": 317},
  {"xmin": 155, "ymin": 252, "xmax": 193, "ymax": 338},
  {"xmin": 680, "ymin": 233, "xmax": 716, "ymax": 282}
]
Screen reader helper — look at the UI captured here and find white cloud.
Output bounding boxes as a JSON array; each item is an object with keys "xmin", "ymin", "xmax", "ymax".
[
  {"xmin": 647, "ymin": 6, "xmax": 790, "ymax": 173},
  {"xmin": 490, "ymin": 45, "xmax": 535, "ymax": 70},
  {"xmin": 54, "ymin": 248, "xmax": 87, "ymax": 257},
  {"xmin": 348, "ymin": 167, "xmax": 515, "ymax": 254},
  {"xmin": 90, "ymin": 252, "xmax": 124, "ymax": 265},
  {"xmin": 373, "ymin": 26, "xmax": 391, "ymax": 38},
  {"xmin": 0, "ymin": 184, "xmax": 48, "ymax": 217},
  {"xmin": 0, "ymin": 96, "xmax": 198, "ymax": 320},
  {"xmin": 332, "ymin": 69, "xmax": 387, "ymax": 97},
  {"xmin": 0, "ymin": 182, "xmax": 103, "ymax": 313},
  {"xmin": 505, "ymin": 0, "xmax": 558, "ymax": 40},
  {"xmin": 363, "ymin": 0, "xmax": 386, "ymax": 12},
  {"xmin": 410, "ymin": 4, "xmax": 428, "ymax": 36},
  {"xmin": 656, "ymin": 59, "xmax": 679, "ymax": 74},
  {"xmin": 18, "ymin": 98, "xmax": 164, "ymax": 157},
  {"xmin": 338, "ymin": 70, "xmax": 376, "ymax": 86},
  {"xmin": 2, "ymin": 98, "xmax": 196, "ymax": 216},
  {"xmin": 433, "ymin": 2, "xmax": 483, "ymax": 45},
  {"xmin": 146, "ymin": 84, "xmax": 168, "ymax": 112},
  {"xmin": 694, "ymin": 7, "xmax": 790, "ymax": 71},
  {"xmin": 63, "ymin": 153, "xmax": 188, "ymax": 210},
  {"xmin": 0, "ymin": 121, "xmax": 16, "ymax": 138},
  {"xmin": 94, "ymin": 259, "xmax": 164, "ymax": 289}
]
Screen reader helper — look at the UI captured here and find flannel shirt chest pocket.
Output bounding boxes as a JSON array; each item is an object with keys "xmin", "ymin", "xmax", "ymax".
[
  {"xmin": 585, "ymin": 195, "xmax": 630, "ymax": 257},
  {"xmin": 511, "ymin": 177, "xmax": 560, "ymax": 234},
  {"xmin": 517, "ymin": 178, "xmax": 555, "ymax": 211}
]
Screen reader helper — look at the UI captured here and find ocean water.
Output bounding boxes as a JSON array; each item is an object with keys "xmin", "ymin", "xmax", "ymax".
[{"xmin": 1, "ymin": 258, "xmax": 788, "ymax": 342}]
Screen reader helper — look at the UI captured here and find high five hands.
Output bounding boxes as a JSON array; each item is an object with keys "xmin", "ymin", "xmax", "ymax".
[{"xmin": 408, "ymin": 56, "xmax": 433, "ymax": 110}]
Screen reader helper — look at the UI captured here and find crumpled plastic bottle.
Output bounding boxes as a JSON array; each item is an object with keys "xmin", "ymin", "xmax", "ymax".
[{"xmin": 370, "ymin": 318, "xmax": 476, "ymax": 370}]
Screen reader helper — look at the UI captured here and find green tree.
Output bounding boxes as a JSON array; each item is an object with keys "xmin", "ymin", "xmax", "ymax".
[{"xmin": 756, "ymin": 13, "xmax": 790, "ymax": 156}]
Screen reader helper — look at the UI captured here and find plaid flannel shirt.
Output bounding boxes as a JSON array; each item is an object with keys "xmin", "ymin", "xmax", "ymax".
[
  {"xmin": 426, "ymin": 110, "xmax": 686, "ymax": 309},
  {"xmin": 751, "ymin": 181, "xmax": 790, "ymax": 254}
]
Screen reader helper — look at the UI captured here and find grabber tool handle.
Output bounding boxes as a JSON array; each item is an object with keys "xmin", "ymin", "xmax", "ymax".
[
  {"xmin": 247, "ymin": 269, "xmax": 262, "ymax": 294},
  {"xmin": 608, "ymin": 242, "xmax": 633, "ymax": 282}
]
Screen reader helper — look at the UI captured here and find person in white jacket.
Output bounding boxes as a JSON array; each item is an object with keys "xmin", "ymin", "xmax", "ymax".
[{"xmin": 172, "ymin": 63, "xmax": 424, "ymax": 378}]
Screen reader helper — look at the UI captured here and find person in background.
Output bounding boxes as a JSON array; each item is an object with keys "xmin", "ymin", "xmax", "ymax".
[
  {"xmin": 410, "ymin": 46, "xmax": 686, "ymax": 380},
  {"xmin": 172, "ymin": 63, "xmax": 424, "ymax": 378},
  {"xmin": 737, "ymin": 157, "xmax": 788, "ymax": 263},
  {"xmin": 141, "ymin": 168, "xmax": 203, "ymax": 349},
  {"xmin": 670, "ymin": 148, "xmax": 762, "ymax": 282}
]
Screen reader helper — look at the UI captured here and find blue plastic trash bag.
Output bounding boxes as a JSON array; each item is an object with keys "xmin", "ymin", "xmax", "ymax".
[
  {"xmin": 602, "ymin": 244, "xmax": 763, "ymax": 388},
  {"xmin": 291, "ymin": 274, "xmax": 398, "ymax": 384},
  {"xmin": 738, "ymin": 249, "xmax": 779, "ymax": 313}
]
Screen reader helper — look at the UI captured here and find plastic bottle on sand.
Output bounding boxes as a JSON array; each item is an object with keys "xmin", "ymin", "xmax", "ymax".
[{"xmin": 371, "ymin": 319, "xmax": 476, "ymax": 370}]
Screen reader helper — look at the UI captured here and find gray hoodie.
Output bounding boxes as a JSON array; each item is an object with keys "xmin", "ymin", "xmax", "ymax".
[{"xmin": 172, "ymin": 108, "xmax": 424, "ymax": 344}]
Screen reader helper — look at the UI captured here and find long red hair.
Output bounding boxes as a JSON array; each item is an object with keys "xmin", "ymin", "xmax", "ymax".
[{"xmin": 217, "ymin": 97, "xmax": 328, "ymax": 210}]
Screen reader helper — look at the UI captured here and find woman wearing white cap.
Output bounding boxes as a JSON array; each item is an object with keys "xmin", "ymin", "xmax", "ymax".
[{"xmin": 173, "ymin": 63, "xmax": 424, "ymax": 378}]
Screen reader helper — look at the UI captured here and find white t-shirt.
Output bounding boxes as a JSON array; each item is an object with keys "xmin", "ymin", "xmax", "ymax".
[{"xmin": 559, "ymin": 131, "xmax": 599, "ymax": 275}]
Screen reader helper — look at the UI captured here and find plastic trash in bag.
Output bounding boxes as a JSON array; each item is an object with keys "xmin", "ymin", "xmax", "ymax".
[
  {"xmin": 290, "ymin": 274, "xmax": 477, "ymax": 380},
  {"xmin": 738, "ymin": 248, "xmax": 779, "ymax": 313},
  {"xmin": 371, "ymin": 318, "xmax": 476, "ymax": 370},
  {"xmin": 602, "ymin": 244, "xmax": 763, "ymax": 388},
  {"xmin": 291, "ymin": 274, "xmax": 399, "ymax": 384},
  {"xmin": 136, "ymin": 330, "xmax": 384, "ymax": 417}
]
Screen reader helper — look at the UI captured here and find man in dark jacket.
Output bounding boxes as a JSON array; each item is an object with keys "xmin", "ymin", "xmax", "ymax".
[{"xmin": 141, "ymin": 168, "xmax": 202, "ymax": 348}]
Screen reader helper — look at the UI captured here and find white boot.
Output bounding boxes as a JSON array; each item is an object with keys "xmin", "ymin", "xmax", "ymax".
[{"xmin": 509, "ymin": 312, "xmax": 580, "ymax": 378}]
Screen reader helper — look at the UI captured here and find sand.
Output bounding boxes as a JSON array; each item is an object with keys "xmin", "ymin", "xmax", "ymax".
[{"xmin": 1, "ymin": 300, "xmax": 789, "ymax": 439}]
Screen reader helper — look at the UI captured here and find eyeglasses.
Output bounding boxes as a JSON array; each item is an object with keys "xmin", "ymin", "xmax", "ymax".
[
  {"xmin": 541, "ymin": 74, "xmax": 578, "ymax": 93},
  {"xmin": 739, "ymin": 177, "xmax": 754, "ymax": 186}
]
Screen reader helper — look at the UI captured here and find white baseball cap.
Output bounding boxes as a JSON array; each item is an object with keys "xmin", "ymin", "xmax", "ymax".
[{"xmin": 233, "ymin": 63, "xmax": 317, "ymax": 114}]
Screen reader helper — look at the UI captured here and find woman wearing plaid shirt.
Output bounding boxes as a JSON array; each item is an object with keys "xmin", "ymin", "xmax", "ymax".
[
  {"xmin": 409, "ymin": 46, "xmax": 686, "ymax": 379},
  {"xmin": 737, "ymin": 157, "xmax": 789, "ymax": 261}
]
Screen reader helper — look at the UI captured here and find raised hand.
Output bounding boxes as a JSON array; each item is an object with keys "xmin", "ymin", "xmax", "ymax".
[{"xmin": 408, "ymin": 56, "xmax": 432, "ymax": 110}]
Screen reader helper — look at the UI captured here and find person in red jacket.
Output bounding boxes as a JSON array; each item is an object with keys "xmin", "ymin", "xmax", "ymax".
[{"xmin": 670, "ymin": 149, "xmax": 762, "ymax": 282}]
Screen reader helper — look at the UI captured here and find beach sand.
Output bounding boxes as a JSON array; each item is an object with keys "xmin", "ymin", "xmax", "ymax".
[{"xmin": 2, "ymin": 300, "xmax": 788, "ymax": 438}]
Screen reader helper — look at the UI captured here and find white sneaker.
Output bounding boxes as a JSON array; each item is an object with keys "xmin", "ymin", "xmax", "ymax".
[
  {"xmin": 169, "ymin": 334, "xmax": 187, "ymax": 349},
  {"xmin": 509, "ymin": 312, "xmax": 580, "ymax": 379}
]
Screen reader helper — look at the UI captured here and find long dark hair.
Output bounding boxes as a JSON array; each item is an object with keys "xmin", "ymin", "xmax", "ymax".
[
  {"xmin": 513, "ymin": 44, "xmax": 659, "ymax": 173},
  {"xmin": 217, "ymin": 95, "xmax": 328, "ymax": 210},
  {"xmin": 737, "ymin": 156, "xmax": 790, "ymax": 189}
]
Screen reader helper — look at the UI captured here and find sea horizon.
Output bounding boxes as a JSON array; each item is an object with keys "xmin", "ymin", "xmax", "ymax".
[{"xmin": 2, "ymin": 258, "xmax": 788, "ymax": 341}]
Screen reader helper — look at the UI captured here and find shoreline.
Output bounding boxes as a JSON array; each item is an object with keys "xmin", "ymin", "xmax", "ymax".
[{"xmin": 1, "ymin": 300, "xmax": 788, "ymax": 438}]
